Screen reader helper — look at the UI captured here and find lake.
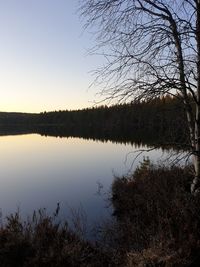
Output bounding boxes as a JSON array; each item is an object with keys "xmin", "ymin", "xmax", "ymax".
[{"xmin": 0, "ymin": 133, "xmax": 173, "ymax": 227}]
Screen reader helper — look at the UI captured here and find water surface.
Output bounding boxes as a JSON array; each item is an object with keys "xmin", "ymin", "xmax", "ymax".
[{"xmin": 0, "ymin": 134, "xmax": 170, "ymax": 224}]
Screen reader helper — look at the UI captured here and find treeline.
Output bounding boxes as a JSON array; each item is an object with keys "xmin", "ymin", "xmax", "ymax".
[
  {"xmin": 37, "ymin": 96, "xmax": 188, "ymax": 145},
  {"xmin": 0, "ymin": 95, "xmax": 189, "ymax": 145}
]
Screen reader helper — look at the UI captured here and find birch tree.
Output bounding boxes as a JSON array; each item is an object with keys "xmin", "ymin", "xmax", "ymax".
[{"xmin": 81, "ymin": 0, "xmax": 200, "ymax": 195}]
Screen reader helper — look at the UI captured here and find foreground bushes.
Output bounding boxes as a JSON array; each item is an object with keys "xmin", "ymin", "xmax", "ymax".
[
  {"xmin": 0, "ymin": 209, "xmax": 122, "ymax": 267},
  {"xmin": 111, "ymin": 160, "xmax": 200, "ymax": 266},
  {"xmin": 1, "ymin": 162, "xmax": 200, "ymax": 266}
]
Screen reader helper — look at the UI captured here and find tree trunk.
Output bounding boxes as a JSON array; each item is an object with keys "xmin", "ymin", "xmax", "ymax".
[
  {"xmin": 191, "ymin": 1, "xmax": 200, "ymax": 195},
  {"xmin": 191, "ymin": 91, "xmax": 200, "ymax": 195},
  {"xmin": 192, "ymin": 155, "xmax": 200, "ymax": 195}
]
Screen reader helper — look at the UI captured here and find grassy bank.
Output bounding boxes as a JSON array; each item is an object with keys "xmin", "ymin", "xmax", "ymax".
[
  {"xmin": 0, "ymin": 209, "xmax": 123, "ymax": 267},
  {"xmin": 1, "ymin": 162, "xmax": 200, "ymax": 266},
  {"xmin": 111, "ymin": 160, "xmax": 200, "ymax": 266}
]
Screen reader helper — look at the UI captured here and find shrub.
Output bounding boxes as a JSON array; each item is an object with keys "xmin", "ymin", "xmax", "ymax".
[
  {"xmin": 0, "ymin": 208, "xmax": 122, "ymax": 267},
  {"xmin": 111, "ymin": 161, "xmax": 200, "ymax": 266}
]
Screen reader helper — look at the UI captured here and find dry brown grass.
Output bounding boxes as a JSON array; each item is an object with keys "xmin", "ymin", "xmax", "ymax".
[
  {"xmin": 1, "ymin": 162, "xmax": 200, "ymax": 266},
  {"xmin": 0, "ymin": 208, "xmax": 124, "ymax": 267},
  {"xmin": 111, "ymin": 160, "xmax": 200, "ymax": 266}
]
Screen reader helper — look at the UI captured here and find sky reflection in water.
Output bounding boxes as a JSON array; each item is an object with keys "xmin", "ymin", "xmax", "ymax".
[{"xmin": 0, "ymin": 134, "xmax": 171, "ymax": 224}]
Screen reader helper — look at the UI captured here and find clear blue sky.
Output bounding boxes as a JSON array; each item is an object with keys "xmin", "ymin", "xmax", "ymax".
[{"xmin": 0, "ymin": 0, "xmax": 100, "ymax": 112}]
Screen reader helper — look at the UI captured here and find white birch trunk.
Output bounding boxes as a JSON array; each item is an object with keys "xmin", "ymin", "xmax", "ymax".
[{"xmin": 191, "ymin": 0, "xmax": 200, "ymax": 195}]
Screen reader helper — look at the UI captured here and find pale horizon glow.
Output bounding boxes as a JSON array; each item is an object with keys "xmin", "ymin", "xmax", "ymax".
[{"xmin": 0, "ymin": 0, "xmax": 100, "ymax": 113}]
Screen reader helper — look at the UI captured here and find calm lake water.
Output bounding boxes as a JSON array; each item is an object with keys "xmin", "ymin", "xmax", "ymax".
[{"xmin": 0, "ymin": 134, "xmax": 172, "ymax": 226}]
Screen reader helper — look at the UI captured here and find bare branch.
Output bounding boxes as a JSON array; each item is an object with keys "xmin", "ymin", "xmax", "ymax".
[{"xmin": 80, "ymin": 0, "xmax": 200, "ymax": 194}]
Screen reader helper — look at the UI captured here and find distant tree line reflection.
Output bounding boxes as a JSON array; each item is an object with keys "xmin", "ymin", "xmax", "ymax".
[{"xmin": 0, "ymin": 96, "xmax": 189, "ymax": 148}]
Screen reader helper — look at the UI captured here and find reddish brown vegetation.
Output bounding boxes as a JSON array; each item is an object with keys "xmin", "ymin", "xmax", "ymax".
[
  {"xmin": 0, "ymin": 210, "xmax": 122, "ymax": 267},
  {"xmin": 111, "ymin": 161, "xmax": 200, "ymax": 266},
  {"xmin": 1, "ymin": 162, "xmax": 200, "ymax": 266}
]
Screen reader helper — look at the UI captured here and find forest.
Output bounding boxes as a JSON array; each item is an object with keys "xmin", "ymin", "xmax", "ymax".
[{"xmin": 0, "ymin": 95, "xmax": 188, "ymax": 147}]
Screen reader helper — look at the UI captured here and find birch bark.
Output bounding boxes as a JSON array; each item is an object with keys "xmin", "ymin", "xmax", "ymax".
[{"xmin": 191, "ymin": 0, "xmax": 200, "ymax": 195}]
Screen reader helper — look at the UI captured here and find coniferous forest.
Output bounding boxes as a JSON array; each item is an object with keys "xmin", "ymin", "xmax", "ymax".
[
  {"xmin": 0, "ymin": 95, "xmax": 189, "ymax": 147},
  {"xmin": 0, "ymin": 95, "xmax": 198, "ymax": 267}
]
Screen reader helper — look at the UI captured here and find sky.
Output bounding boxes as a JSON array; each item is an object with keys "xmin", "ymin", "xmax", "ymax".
[{"xmin": 0, "ymin": 0, "xmax": 101, "ymax": 113}]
